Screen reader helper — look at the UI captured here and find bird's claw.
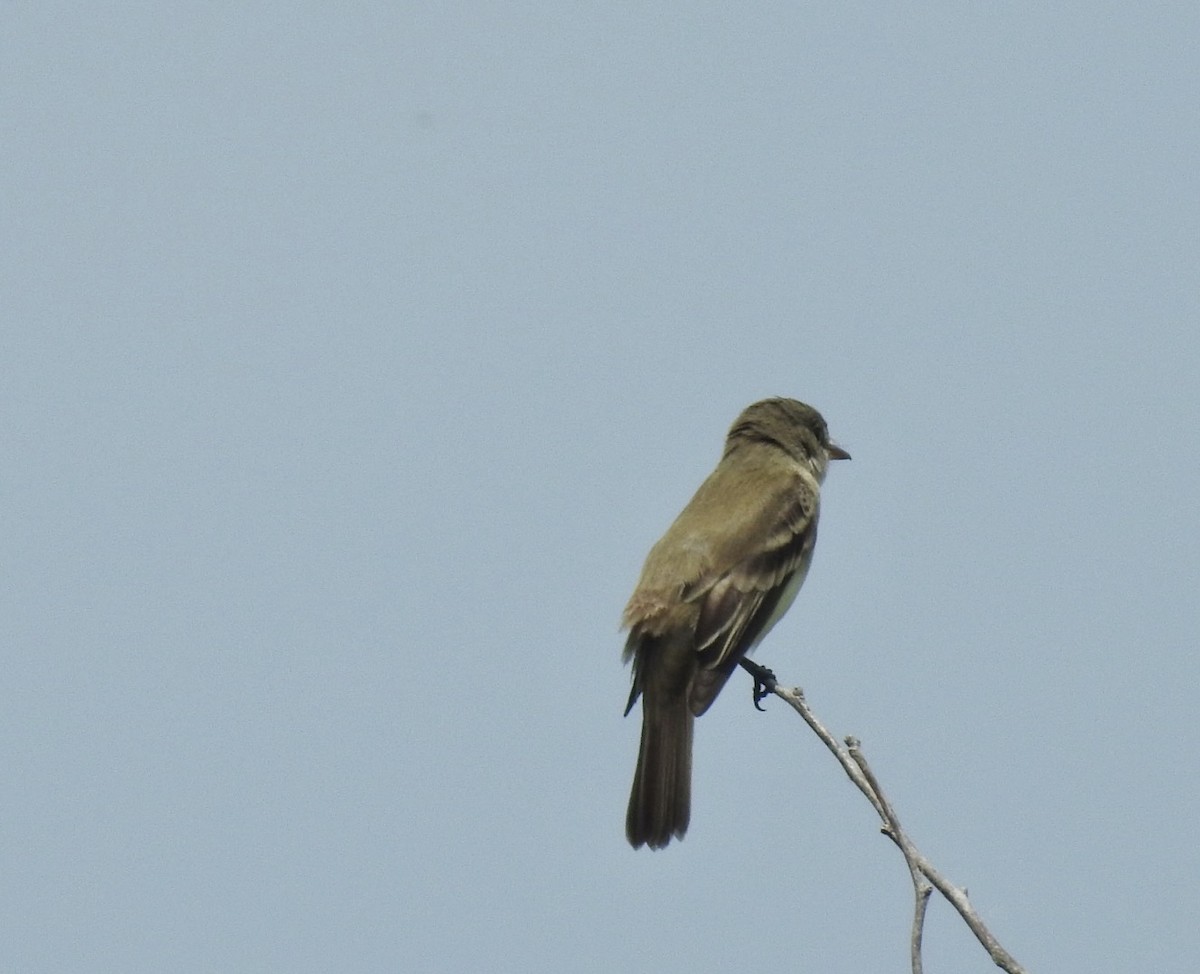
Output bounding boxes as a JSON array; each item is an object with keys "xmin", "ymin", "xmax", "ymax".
[
  {"xmin": 752, "ymin": 671, "xmax": 776, "ymax": 710},
  {"xmin": 738, "ymin": 659, "xmax": 777, "ymax": 711}
]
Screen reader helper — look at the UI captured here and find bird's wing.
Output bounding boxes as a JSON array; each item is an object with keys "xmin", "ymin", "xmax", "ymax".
[{"xmin": 683, "ymin": 472, "xmax": 819, "ymax": 713}]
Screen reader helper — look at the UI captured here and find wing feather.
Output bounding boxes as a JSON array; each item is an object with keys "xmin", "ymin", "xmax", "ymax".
[{"xmin": 685, "ymin": 474, "xmax": 820, "ymax": 713}]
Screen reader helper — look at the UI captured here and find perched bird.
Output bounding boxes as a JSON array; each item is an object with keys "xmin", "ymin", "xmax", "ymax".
[{"xmin": 622, "ymin": 398, "xmax": 849, "ymax": 849}]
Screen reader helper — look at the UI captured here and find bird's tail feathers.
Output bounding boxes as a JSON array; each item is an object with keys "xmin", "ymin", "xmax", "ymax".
[{"xmin": 626, "ymin": 692, "xmax": 693, "ymax": 849}]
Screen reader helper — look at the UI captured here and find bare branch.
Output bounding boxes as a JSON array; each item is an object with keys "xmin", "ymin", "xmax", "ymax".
[
  {"xmin": 744, "ymin": 663, "xmax": 1028, "ymax": 974},
  {"xmin": 848, "ymin": 739, "xmax": 933, "ymax": 974}
]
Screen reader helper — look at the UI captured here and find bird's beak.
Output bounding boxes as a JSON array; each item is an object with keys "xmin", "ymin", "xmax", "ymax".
[{"xmin": 828, "ymin": 443, "xmax": 851, "ymax": 461}]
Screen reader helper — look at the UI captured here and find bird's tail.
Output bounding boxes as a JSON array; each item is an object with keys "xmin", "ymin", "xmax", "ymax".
[{"xmin": 626, "ymin": 691, "xmax": 693, "ymax": 849}]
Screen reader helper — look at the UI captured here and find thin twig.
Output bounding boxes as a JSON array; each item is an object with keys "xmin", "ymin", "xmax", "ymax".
[
  {"xmin": 849, "ymin": 738, "xmax": 932, "ymax": 974},
  {"xmin": 743, "ymin": 663, "xmax": 1028, "ymax": 974}
]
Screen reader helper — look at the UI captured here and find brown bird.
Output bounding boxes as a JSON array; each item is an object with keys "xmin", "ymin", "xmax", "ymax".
[{"xmin": 622, "ymin": 398, "xmax": 849, "ymax": 849}]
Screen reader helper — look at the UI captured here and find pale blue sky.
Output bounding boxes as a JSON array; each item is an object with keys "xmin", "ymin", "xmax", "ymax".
[{"xmin": 4, "ymin": 4, "xmax": 1198, "ymax": 972}]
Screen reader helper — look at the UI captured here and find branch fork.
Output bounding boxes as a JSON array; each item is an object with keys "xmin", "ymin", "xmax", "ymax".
[{"xmin": 738, "ymin": 659, "xmax": 1027, "ymax": 974}]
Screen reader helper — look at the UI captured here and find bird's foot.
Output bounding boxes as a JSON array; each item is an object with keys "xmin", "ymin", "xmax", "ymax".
[{"xmin": 738, "ymin": 658, "xmax": 777, "ymax": 711}]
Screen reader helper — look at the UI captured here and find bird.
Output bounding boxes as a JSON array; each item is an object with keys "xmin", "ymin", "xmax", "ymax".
[{"xmin": 622, "ymin": 398, "xmax": 849, "ymax": 849}]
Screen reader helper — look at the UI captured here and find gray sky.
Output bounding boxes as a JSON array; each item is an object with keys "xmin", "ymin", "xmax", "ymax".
[{"xmin": 4, "ymin": 4, "xmax": 1197, "ymax": 972}]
